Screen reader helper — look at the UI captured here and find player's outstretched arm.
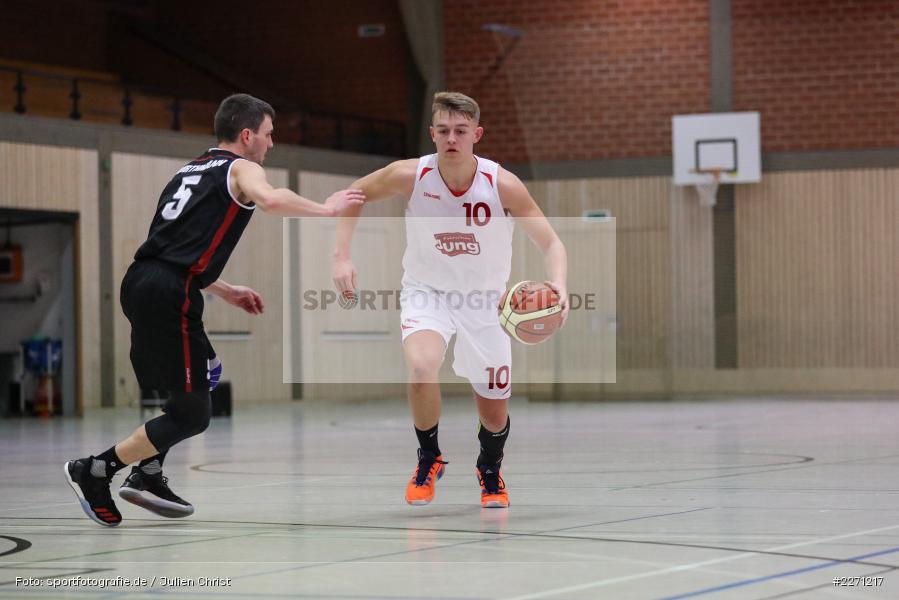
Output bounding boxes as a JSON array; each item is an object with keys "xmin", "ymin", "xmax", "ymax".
[
  {"xmin": 231, "ymin": 160, "xmax": 365, "ymax": 217},
  {"xmin": 499, "ymin": 167, "xmax": 570, "ymax": 324},
  {"xmin": 204, "ymin": 279, "xmax": 265, "ymax": 315},
  {"xmin": 332, "ymin": 159, "xmax": 417, "ymax": 295}
]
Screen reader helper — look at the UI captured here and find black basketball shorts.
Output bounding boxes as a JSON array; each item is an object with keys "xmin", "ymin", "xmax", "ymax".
[{"xmin": 120, "ymin": 259, "xmax": 212, "ymax": 393}]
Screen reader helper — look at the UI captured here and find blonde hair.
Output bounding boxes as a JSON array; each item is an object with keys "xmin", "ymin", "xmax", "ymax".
[{"xmin": 432, "ymin": 91, "xmax": 480, "ymax": 123}]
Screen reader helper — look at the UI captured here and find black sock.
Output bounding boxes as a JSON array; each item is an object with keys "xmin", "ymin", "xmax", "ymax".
[
  {"xmin": 415, "ymin": 423, "xmax": 441, "ymax": 456},
  {"xmin": 91, "ymin": 447, "xmax": 127, "ymax": 479},
  {"xmin": 477, "ymin": 416, "xmax": 510, "ymax": 466},
  {"xmin": 138, "ymin": 449, "xmax": 168, "ymax": 475}
]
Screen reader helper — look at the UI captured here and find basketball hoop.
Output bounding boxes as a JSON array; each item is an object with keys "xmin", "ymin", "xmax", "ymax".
[
  {"xmin": 672, "ymin": 112, "xmax": 762, "ymax": 205},
  {"xmin": 690, "ymin": 168, "xmax": 725, "ymax": 207}
]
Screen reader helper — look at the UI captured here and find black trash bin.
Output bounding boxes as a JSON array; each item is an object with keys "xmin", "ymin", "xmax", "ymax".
[{"xmin": 211, "ymin": 381, "xmax": 232, "ymax": 417}]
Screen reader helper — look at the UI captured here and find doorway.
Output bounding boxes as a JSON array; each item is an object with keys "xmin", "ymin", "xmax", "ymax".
[{"xmin": 0, "ymin": 208, "xmax": 78, "ymax": 417}]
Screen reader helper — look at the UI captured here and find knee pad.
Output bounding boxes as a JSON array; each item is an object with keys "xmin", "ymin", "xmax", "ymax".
[
  {"xmin": 145, "ymin": 391, "xmax": 211, "ymax": 451},
  {"xmin": 167, "ymin": 391, "xmax": 211, "ymax": 436}
]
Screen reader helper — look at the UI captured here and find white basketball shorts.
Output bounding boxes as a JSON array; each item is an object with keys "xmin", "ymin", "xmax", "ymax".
[{"xmin": 400, "ymin": 280, "xmax": 511, "ymax": 399}]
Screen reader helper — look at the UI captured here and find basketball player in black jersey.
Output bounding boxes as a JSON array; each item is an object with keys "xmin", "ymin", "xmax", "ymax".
[{"xmin": 64, "ymin": 94, "xmax": 365, "ymax": 526}]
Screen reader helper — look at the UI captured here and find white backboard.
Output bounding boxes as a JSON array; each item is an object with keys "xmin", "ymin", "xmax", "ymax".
[{"xmin": 672, "ymin": 112, "xmax": 761, "ymax": 185}]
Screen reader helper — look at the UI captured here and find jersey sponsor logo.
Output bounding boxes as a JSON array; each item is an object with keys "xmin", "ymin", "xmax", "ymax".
[
  {"xmin": 434, "ymin": 232, "xmax": 481, "ymax": 256},
  {"xmin": 423, "ymin": 192, "xmax": 441, "ymax": 200},
  {"xmin": 177, "ymin": 159, "xmax": 227, "ymax": 174}
]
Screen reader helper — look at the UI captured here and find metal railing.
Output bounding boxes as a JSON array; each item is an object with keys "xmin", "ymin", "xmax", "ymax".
[{"xmin": 2, "ymin": 66, "xmax": 405, "ymax": 156}]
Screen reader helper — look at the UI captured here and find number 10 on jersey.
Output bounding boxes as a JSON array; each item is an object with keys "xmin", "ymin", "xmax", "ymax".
[{"xmin": 464, "ymin": 202, "xmax": 491, "ymax": 226}]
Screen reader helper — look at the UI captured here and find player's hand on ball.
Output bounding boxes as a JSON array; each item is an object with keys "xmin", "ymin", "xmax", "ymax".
[
  {"xmin": 332, "ymin": 258, "xmax": 358, "ymax": 299},
  {"xmin": 325, "ymin": 189, "xmax": 366, "ymax": 216},
  {"xmin": 543, "ymin": 280, "xmax": 569, "ymax": 326},
  {"xmin": 226, "ymin": 285, "xmax": 265, "ymax": 314}
]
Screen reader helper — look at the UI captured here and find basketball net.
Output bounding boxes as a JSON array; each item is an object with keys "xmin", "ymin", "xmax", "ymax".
[{"xmin": 691, "ymin": 169, "xmax": 723, "ymax": 207}]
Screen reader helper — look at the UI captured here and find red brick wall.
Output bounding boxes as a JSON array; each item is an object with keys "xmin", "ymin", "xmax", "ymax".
[
  {"xmin": 8, "ymin": 1, "xmax": 899, "ymax": 161},
  {"xmin": 444, "ymin": 0, "xmax": 711, "ymax": 164},
  {"xmin": 732, "ymin": 0, "xmax": 899, "ymax": 152}
]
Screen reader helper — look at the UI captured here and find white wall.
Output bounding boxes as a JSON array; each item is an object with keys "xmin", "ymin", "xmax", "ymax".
[{"xmin": 0, "ymin": 222, "xmax": 72, "ymax": 351}]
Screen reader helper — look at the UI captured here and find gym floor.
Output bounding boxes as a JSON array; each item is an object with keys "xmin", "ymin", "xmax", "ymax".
[{"xmin": 1, "ymin": 396, "xmax": 897, "ymax": 599}]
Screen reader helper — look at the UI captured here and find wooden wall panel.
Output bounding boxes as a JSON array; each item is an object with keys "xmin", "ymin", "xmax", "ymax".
[
  {"xmin": 0, "ymin": 142, "xmax": 100, "ymax": 409},
  {"xmin": 8, "ymin": 137, "xmax": 897, "ymax": 405},
  {"xmin": 509, "ymin": 183, "xmax": 616, "ymax": 387},
  {"xmin": 737, "ymin": 169, "xmax": 899, "ymax": 369},
  {"xmin": 534, "ymin": 176, "xmax": 672, "ymax": 373},
  {"xmin": 670, "ymin": 184, "xmax": 715, "ymax": 369},
  {"xmin": 0, "ymin": 142, "xmax": 91, "ymax": 212},
  {"xmin": 296, "ymin": 171, "xmax": 407, "ymax": 399},
  {"xmin": 76, "ymin": 151, "xmax": 101, "ymax": 411}
]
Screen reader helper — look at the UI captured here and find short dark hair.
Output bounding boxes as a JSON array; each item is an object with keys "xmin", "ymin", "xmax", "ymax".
[{"xmin": 214, "ymin": 94, "xmax": 275, "ymax": 142}]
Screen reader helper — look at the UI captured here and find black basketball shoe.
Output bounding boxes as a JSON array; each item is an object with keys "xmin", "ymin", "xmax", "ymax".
[
  {"xmin": 118, "ymin": 467, "xmax": 194, "ymax": 518},
  {"xmin": 63, "ymin": 457, "xmax": 122, "ymax": 527}
]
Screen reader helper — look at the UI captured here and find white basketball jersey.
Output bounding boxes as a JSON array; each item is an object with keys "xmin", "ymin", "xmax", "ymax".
[{"xmin": 403, "ymin": 154, "xmax": 514, "ymax": 293}]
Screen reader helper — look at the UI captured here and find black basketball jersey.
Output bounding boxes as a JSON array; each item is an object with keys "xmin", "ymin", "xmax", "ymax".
[{"xmin": 134, "ymin": 148, "xmax": 255, "ymax": 288}]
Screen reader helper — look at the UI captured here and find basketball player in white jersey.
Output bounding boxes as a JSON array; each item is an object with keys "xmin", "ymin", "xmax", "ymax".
[{"xmin": 333, "ymin": 92, "xmax": 568, "ymax": 508}]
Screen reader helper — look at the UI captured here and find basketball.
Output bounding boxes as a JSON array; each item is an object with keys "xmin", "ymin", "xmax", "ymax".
[{"xmin": 498, "ymin": 281, "xmax": 564, "ymax": 345}]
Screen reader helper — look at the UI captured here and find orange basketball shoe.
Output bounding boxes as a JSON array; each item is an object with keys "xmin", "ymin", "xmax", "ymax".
[
  {"xmin": 405, "ymin": 450, "xmax": 447, "ymax": 506},
  {"xmin": 476, "ymin": 462, "xmax": 509, "ymax": 508}
]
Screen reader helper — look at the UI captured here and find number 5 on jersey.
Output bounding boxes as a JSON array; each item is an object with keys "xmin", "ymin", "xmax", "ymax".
[{"xmin": 162, "ymin": 175, "xmax": 202, "ymax": 220}]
